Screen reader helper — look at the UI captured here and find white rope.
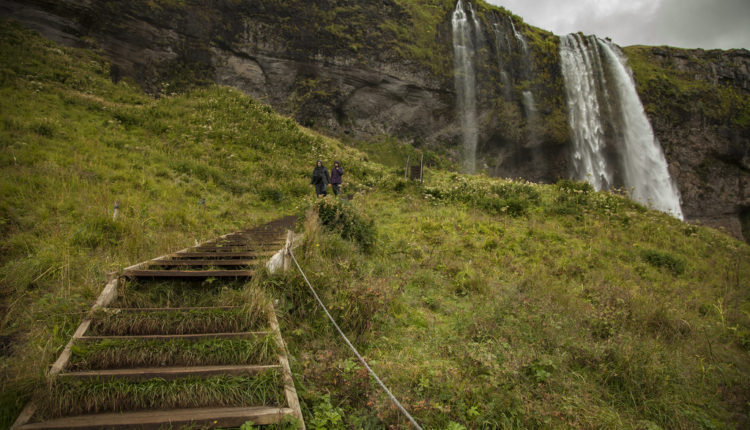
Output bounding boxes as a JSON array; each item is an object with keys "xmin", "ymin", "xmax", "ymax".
[{"xmin": 289, "ymin": 248, "xmax": 423, "ymax": 430}]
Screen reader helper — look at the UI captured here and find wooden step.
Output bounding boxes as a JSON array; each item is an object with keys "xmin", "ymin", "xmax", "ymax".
[
  {"xmin": 193, "ymin": 242, "xmax": 282, "ymax": 249},
  {"xmin": 78, "ymin": 331, "xmax": 268, "ymax": 342},
  {"xmin": 106, "ymin": 306, "xmax": 241, "ymax": 313},
  {"xmin": 59, "ymin": 364, "xmax": 282, "ymax": 381},
  {"xmin": 122, "ymin": 269, "xmax": 254, "ymax": 278},
  {"xmin": 173, "ymin": 251, "xmax": 274, "ymax": 258},
  {"xmin": 148, "ymin": 259, "xmax": 255, "ymax": 267},
  {"xmin": 18, "ymin": 406, "xmax": 295, "ymax": 429},
  {"xmin": 190, "ymin": 247, "xmax": 256, "ymax": 253}
]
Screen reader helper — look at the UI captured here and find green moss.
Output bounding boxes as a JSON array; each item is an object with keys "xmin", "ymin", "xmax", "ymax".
[{"xmin": 624, "ymin": 46, "xmax": 750, "ymax": 129}]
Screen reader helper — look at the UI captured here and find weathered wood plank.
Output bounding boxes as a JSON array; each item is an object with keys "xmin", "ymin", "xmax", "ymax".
[
  {"xmin": 106, "ymin": 306, "xmax": 241, "ymax": 313},
  {"xmin": 269, "ymin": 305, "xmax": 306, "ymax": 429},
  {"xmin": 148, "ymin": 259, "xmax": 255, "ymax": 267},
  {"xmin": 59, "ymin": 364, "xmax": 282, "ymax": 381},
  {"xmin": 18, "ymin": 406, "xmax": 295, "ymax": 430},
  {"xmin": 173, "ymin": 251, "xmax": 274, "ymax": 258},
  {"xmin": 122, "ymin": 269, "xmax": 254, "ymax": 278},
  {"xmin": 11, "ymin": 278, "xmax": 120, "ymax": 430},
  {"xmin": 78, "ymin": 331, "xmax": 268, "ymax": 342}
]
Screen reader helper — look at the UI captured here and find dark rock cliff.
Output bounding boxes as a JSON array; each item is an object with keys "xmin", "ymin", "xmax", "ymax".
[
  {"xmin": 2, "ymin": 0, "xmax": 748, "ymax": 241},
  {"xmin": 0, "ymin": 0, "xmax": 457, "ymax": 148},
  {"xmin": 624, "ymin": 46, "xmax": 750, "ymax": 240}
]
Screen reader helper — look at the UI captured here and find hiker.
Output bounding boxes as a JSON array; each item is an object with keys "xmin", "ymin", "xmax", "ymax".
[
  {"xmin": 310, "ymin": 160, "xmax": 330, "ymax": 197},
  {"xmin": 330, "ymin": 161, "xmax": 344, "ymax": 196}
]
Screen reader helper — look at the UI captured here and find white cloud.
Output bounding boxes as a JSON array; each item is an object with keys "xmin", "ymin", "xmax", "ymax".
[{"xmin": 485, "ymin": 0, "xmax": 750, "ymax": 49}]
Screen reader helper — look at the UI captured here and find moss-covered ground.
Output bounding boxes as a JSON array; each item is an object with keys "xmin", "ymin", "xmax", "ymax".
[{"xmin": 2, "ymin": 19, "xmax": 749, "ymax": 430}]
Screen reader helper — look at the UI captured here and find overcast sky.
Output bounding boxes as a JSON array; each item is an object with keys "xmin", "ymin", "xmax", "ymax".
[{"xmin": 486, "ymin": 0, "xmax": 750, "ymax": 50}]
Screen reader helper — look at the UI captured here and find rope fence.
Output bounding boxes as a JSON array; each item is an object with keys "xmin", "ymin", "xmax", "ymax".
[{"xmin": 288, "ymin": 247, "xmax": 423, "ymax": 430}]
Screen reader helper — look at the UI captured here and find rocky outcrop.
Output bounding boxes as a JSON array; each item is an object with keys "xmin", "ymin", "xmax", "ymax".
[
  {"xmin": 0, "ymin": 0, "xmax": 569, "ymax": 182},
  {"xmin": 624, "ymin": 46, "xmax": 750, "ymax": 240},
  {"xmin": 0, "ymin": 0, "xmax": 457, "ymax": 150},
  {"xmin": 2, "ymin": 0, "xmax": 748, "ymax": 241}
]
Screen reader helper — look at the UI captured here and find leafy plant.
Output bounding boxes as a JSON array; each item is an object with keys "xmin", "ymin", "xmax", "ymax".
[
  {"xmin": 641, "ymin": 249, "xmax": 687, "ymax": 275},
  {"xmin": 316, "ymin": 198, "xmax": 376, "ymax": 253},
  {"xmin": 308, "ymin": 394, "xmax": 346, "ymax": 430}
]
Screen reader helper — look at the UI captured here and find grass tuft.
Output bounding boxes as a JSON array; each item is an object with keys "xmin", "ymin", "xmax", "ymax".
[
  {"xmin": 37, "ymin": 372, "xmax": 285, "ymax": 419},
  {"xmin": 68, "ymin": 336, "xmax": 279, "ymax": 370}
]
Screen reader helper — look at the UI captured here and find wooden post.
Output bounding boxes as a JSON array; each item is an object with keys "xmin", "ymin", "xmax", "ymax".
[
  {"xmin": 420, "ymin": 154, "xmax": 424, "ymax": 185},
  {"xmin": 404, "ymin": 155, "xmax": 410, "ymax": 180},
  {"xmin": 113, "ymin": 201, "xmax": 119, "ymax": 221},
  {"xmin": 268, "ymin": 306, "xmax": 306, "ymax": 429},
  {"xmin": 283, "ymin": 230, "xmax": 293, "ymax": 272}
]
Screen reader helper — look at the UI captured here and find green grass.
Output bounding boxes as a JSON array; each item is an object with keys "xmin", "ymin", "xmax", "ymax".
[
  {"xmin": 68, "ymin": 336, "xmax": 279, "ymax": 371},
  {"xmin": 112, "ymin": 279, "xmax": 254, "ymax": 308},
  {"xmin": 275, "ymin": 175, "xmax": 750, "ymax": 429},
  {"xmin": 624, "ymin": 45, "xmax": 750, "ymax": 130},
  {"xmin": 0, "ymin": 20, "xmax": 385, "ymax": 427},
  {"xmin": 87, "ymin": 306, "xmax": 269, "ymax": 336},
  {"xmin": 36, "ymin": 372, "xmax": 284, "ymax": 419},
  {"xmin": 2, "ymin": 17, "xmax": 750, "ymax": 430}
]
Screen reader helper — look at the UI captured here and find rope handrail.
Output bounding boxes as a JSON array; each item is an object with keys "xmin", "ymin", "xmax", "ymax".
[{"xmin": 288, "ymin": 248, "xmax": 423, "ymax": 430}]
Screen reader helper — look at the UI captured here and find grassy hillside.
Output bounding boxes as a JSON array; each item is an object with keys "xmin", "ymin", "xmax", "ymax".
[
  {"xmin": 0, "ymin": 19, "xmax": 386, "ymax": 427},
  {"xmin": 2, "ymin": 20, "xmax": 750, "ymax": 430},
  {"xmin": 281, "ymin": 178, "xmax": 750, "ymax": 429}
]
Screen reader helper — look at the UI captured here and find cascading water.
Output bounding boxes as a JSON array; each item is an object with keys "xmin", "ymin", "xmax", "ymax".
[
  {"xmin": 509, "ymin": 17, "xmax": 528, "ymax": 56},
  {"xmin": 560, "ymin": 34, "xmax": 684, "ymax": 219},
  {"xmin": 491, "ymin": 20, "xmax": 513, "ymax": 101},
  {"xmin": 452, "ymin": 0, "xmax": 479, "ymax": 173},
  {"xmin": 492, "ymin": 22, "xmax": 512, "ymax": 56},
  {"xmin": 507, "ymin": 16, "xmax": 540, "ymax": 146},
  {"xmin": 521, "ymin": 90, "xmax": 540, "ymax": 145}
]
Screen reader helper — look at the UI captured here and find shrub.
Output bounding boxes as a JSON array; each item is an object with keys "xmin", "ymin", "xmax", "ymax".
[
  {"xmin": 259, "ymin": 186, "xmax": 284, "ymax": 204},
  {"xmin": 316, "ymin": 198, "xmax": 375, "ymax": 253},
  {"xmin": 550, "ymin": 178, "xmax": 594, "ymax": 216},
  {"xmin": 641, "ymin": 249, "xmax": 686, "ymax": 275}
]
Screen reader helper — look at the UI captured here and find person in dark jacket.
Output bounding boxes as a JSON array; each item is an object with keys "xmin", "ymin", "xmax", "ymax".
[
  {"xmin": 310, "ymin": 160, "xmax": 330, "ymax": 197},
  {"xmin": 330, "ymin": 161, "xmax": 344, "ymax": 196}
]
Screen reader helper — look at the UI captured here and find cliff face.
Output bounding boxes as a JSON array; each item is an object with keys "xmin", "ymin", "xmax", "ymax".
[
  {"xmin": 624, "ymin": 46, "xmax": 750, "ymax": 240},
  {"xmin": 0, "ymin": 0, "xmax": 458, "ymax": 148},
  {"xmin": 2, "ymin": 0, "xmax": 748, "ymax": 241},
  {"xmin": 0, "ymin": 0, "xmax": 570, "ymax": 181}
]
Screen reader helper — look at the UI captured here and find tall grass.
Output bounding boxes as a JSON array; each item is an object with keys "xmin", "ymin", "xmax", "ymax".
[
  {"xmin": 68, "ymin": 336, "xmax": 279, "ymax": 371},
  {"xmin": 87, "ymin": 306, "xmax": 269, "ymax": 336},
  {"xmin": 0, "ymin": 21, "xmax": 381, "ymax": 427},
  {"xmin": 279, "ymin": 176, "xmax": 750, "ymax": 429},
  {"xmin": 37, "ymin": 372, "xmax": 285, "ymax": 419},
  {"xmin": 2, "ymin": 17, "xmax": 750, "ymax": 430}
]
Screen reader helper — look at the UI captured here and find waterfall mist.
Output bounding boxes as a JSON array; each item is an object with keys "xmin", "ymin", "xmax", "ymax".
[{"xmin": 560, "ymin": 34, "xmax": 684, "ymax": 219}]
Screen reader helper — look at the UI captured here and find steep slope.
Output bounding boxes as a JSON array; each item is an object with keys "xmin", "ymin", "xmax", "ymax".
[
  {"xmin": 284, "ymin": 178, "xmax": 750, "ymax": 428},
  {"xmin": 2, "ymin": 0, "xmax": 748, "ymax": 241},
  {"xmin": 0, "ymin": 20, "xmax": 385, "ymax": 427},
  {"xmin": 1, "ymin": 20, "xmax": 750, "ymax": 430}
]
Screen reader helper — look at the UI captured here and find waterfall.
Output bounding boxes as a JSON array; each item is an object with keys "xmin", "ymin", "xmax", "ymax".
[
  {"xmin": 522, "ymin": 90, "xmax": 540, "ymax": 145},
  {"xmin": 452, "ymin": 0, "xmax": 479, "ymax": 173},
  {"xmin": 506, "ymin": 16, "xmax": 540, "ymax": 147},
  {"xmin": 509, "ymin": 17, "xmax": 528, "ymax": 56},
  {"xmin": 492, "ymin": 22, "xmax": 512, "ymax": 56},
  {"xmin": 560, "ymin": 34, "xmax": 683, "ymax": 219},
  {"xmin": 491, "ymin": 20, "xmax": 513, "ymax": 101}
]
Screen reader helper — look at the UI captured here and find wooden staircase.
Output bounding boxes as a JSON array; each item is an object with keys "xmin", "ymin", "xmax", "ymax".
[{"xmin": 12, "ymin": 217, "xmax": 305, "ymax": 430}]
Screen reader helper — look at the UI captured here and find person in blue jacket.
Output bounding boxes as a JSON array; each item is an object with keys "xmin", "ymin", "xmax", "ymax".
[
  {"xmin": 330, "ymin": 161, "xmax": 344, "ymax": 196},
  {"xmin": 310, "ymin": 160, "xmax": 330, "ymax": 197}
]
